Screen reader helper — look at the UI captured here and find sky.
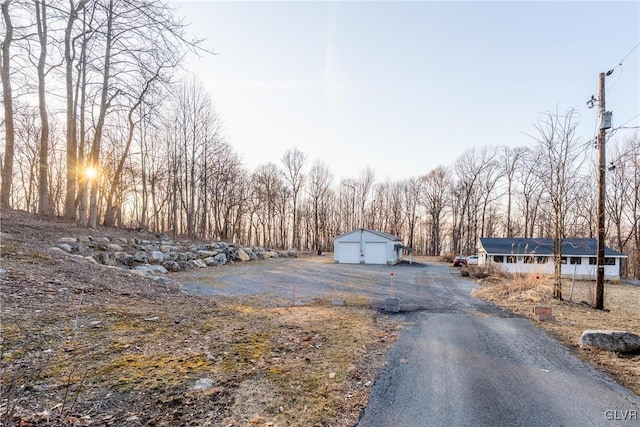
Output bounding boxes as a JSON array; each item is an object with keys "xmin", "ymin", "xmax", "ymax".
[{"xmin": 170, "ymin": 1, "xmax": 640, "ymax": 181}]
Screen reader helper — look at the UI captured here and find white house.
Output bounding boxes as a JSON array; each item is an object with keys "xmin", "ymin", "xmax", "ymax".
[
  {"xmin": 333, "ymin": 228, "xmax": 406, "ymax": 265},
  {"xmin": 477, "ymin": 238, "xmax": 627, "ymax": 280}
]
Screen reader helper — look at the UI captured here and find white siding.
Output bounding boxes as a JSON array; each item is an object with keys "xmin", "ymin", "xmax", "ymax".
[
  {"xmin": 338, "ymin": 242, "xmax": 361, "ymax": 264},
  {"xmin": 333, "ymin": 229, "xmax": 403, "ymax": 265},
  {"xmin": 364, "ymin": 242, "xmax": 387, "ymax": 264},
  {"xmin": 482, "ymin": 255, "xmax": 621, "ymax": 280}
]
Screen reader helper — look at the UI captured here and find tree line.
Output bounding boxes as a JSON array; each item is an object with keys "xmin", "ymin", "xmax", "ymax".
[{"xmin": 2, "ymin": 1, "xmax": 639, "ymax": 279}]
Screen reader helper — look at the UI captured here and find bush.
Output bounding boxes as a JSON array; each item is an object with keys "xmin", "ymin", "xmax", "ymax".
[
  {"xmin": 473, "ymin": 269, "xmax": 553, "ymax": 303},
  {"xmin": 441, "ymin": 252, "xmax": 456, "ymax": 263}
]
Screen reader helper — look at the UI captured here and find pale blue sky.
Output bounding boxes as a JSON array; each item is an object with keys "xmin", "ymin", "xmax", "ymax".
[{"xmin": 172, "ymin": 1, "xmax": 640, "ymax": 181}]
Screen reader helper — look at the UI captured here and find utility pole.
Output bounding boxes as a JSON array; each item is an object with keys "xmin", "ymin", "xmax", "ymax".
[{"xmin": 595, "ymin": 72, "xmax": 607, "ymax": 310}]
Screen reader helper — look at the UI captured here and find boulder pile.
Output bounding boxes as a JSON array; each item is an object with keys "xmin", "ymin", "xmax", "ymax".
[{"xmin": 48, "ymin": 234, "xmax": 296, "ymax": 281}]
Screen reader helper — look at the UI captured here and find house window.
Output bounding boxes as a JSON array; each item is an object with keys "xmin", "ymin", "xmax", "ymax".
[
  {"xmin": 570, "ymin": 257, "xmax": 582, "ymax": 265},
  {"xmin": 587, "ymin": 258, "xmax": 616, "ymax": 265},
  {"xmin": 524, "ymin": 256, "xmax": 534, "ymax": 264},
  {"xmin": 561, "ymin": 257, "xmax": 567, "ymax": 264},
  {"xmin": 536, "ymin": 256, "xmax": 548, "ymax": 264},
  {"xmin": 493, "ymin": 255, "xmax": 504, "ymax": 263},
  {"xmin": 506, "ymin": 256, "xmax": 517, "ymax": 263}
]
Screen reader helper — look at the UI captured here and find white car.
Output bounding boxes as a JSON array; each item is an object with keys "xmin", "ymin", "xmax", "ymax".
[{"xmin": 467, "ymin": 255, "xmax": 478, "ymax": 265}]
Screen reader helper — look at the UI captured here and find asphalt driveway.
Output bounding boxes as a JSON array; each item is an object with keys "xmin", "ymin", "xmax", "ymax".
[{"xmin": 176, "ymin": 256, "xmax": 640, "ymax": 426}]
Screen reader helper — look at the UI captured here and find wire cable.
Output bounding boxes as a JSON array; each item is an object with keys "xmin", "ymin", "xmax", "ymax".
[
  {"xmin": 607, "ymin": 112, "xmax": 640, "ymax": 139},
  {"xmin": 608, "ymin": 41, "xmax": 640, "ymax": 75}
]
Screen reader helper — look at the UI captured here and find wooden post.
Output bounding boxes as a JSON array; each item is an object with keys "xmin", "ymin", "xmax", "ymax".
[{"xmin": 595, "ymin": 72, "xmax": 606, "ymax": 310}]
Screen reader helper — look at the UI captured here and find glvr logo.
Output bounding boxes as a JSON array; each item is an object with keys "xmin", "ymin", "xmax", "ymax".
[{"xmin": 604, "ymin": 409, "xmax": 637, "ymax": 421}]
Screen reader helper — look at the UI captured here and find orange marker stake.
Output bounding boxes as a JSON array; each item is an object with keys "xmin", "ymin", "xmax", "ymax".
[{"xmin": 390, "ymin": 272, "xmax": 395, "ymax": 298}]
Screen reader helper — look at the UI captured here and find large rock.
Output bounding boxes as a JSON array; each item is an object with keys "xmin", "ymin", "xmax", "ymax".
[
  {"xmin": 108, "ymin": 243, "xmax": 124, "ymax": 252},
  {"xmin": 164, "ymin": 252, "xmax": 179, "ymax": 262},
  {"xmin": 580, "ymin": 330, "xmax": 640, "ymax": 353},
  {"xmin": 93, "ymin": 252, "xmax": 117, "ymax": 266},
  {"xmin": 115, "ymin": 252, "xmax": 135, "ymax": 267},
  {"xmin": 197, "ymin": 250, "xmax": 217, "ymax": 258},
  {"xmin": 213, "ymin": 253, "xmax": 227, "ymax": 265},
  {"xmin": 236, "ymin": 248, "xmax": 251, "ymax": 262},
  {"xmin": 202, "ymin": 257, "xmax": 217, "ymax": 267},
  {"xmin": 150, "ymin": 251, "xmax": 165, "ymax": 262},
  {"xmin": 189, "ymin": 259, "xmax": 207, "ymax": 268},
  {"xmin": 135, "ymin": 264, "xmax": 168, "ymax": 276},
  {"xmin": 56, "ymin": 243, "xmax": 73, "ymax": 253},
  {"xmin": 113, "ymin": 237, "xmax": 128, "ymax": 245},
  {"xmin": 162, "ymin": 261, "xmax": 182, "ymax": 272},
  {"xmin": 133, "ymin": 252, "xmax": 149, "ymax": 263},
  {"xmin": 263, "ymin": 251, "xmax": 278, "ymax": 259}
]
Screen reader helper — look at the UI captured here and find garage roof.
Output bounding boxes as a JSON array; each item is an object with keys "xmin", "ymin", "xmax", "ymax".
[{"xmin": 333, "ymin": 228, "xmax": 402, "ymax": 241}]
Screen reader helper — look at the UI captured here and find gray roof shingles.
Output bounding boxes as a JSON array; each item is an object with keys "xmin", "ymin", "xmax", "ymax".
[{"xmin": 478, "ymin": 238, "xmax": 625, "ymax": 257}]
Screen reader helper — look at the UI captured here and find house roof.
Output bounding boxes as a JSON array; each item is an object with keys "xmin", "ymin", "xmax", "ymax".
[
  {"xmin": 333, "ymin": 228, "xmax": 402, "ymax": 242},
  {"xmin": 478, "ymin": 238, "xmax": 626, "ymax": 257}
]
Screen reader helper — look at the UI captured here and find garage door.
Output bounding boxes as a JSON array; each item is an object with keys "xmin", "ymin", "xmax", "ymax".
[
  {"xmin": 339, "ymin": 242, "xmax": 361, "ymax": 264},
  {"xmin": 364, "ymin": 242, "xmax": 387, "ymax": 264}
]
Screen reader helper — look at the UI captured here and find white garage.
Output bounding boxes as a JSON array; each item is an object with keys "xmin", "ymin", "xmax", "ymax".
[{"xmin": 333, "ymin": 228, "xmax": 405, "ymax": 265}]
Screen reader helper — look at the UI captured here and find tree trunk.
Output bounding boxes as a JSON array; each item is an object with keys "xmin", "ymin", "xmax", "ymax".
[
  {"xmin": 63, "ymin": 0, "xmax": 87, "ymax": 219},
  {"xmin": 104, "ymin": 73, "xmax": 156, "ymax": 227},
  {"xmin": 36, "ymin": 1, "xmax": 50, "ymax": 216},
  {"xmin": 88, "ymin": 0, "xmax": 114, "ymax": 229},
  {"xmin": 1, "ymin": 1, "xmax": 15, "ymax": 210}
]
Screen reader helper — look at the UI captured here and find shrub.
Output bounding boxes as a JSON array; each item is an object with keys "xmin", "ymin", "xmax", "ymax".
[{"xmin": 473, "ymin": 269, "xmax": 553, "ymax": 303}]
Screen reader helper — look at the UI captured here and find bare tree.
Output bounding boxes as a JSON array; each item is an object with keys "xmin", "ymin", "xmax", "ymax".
[
  {"xmin": 403, "ymin": 177, "xmax": 421, "ymax": 249},
  {"xmin": 63, "ymin": 0, "xmax": 89, "ymax": 219},
  {"xmin": 307, "ymin": 161, "xmax": 333, "ymax": 254},
  {"xmin": 501, "ymin": 146, "xmax": 527, "ymax": 237},
  {"xmin": 281, "ymin": 148, "xmax": 306, "ymax": 249},
  {"xmin": 357, "ymin": 167, "xmax": 375, "ymax": 227},
  {"xmin": 34, "ymin": 0, "xmax": 51, "ymax": 215},
  {"xmin": 1, "ymin": 0, "xmax": 16, "ymax": 210},
  {"xmin": 102, "ymin": 56, "xmax": 173, "ymax": 227},
  {"xmin": 516, "ymin": 148, "xmax": 544, "ymax": 238},
  {"xmin": 252, "ymin": 163, "xmax": 286, "ymax": 248},
  {"xmin": 421, "ymin": 166, "xmax": 450, "ymax": 256},
  {"xmin": 452, "ymin": 148, "xmax": 496, "ymax": 254},
  {"xmin": 529, "ymin": 108, "xmax": 586, "ymax": 299},
  {"xmin": 476, "ymin": 146, "xmax": 504, "ymax": 238},
  {"xmin": 87, "ymin": 0, "xmax": 115, "ymax": 229}
]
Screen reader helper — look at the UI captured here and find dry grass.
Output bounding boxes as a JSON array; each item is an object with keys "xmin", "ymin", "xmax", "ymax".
[
  {"xmin": 474, "ymin": 273, "xmax": 640, "ymax": 396},
  {"xmin": 1, "ymin": 222, "xmax": 399, "ymax": 426},
  {"xmin": 473, "ymin": 267, "xmax": 554, "ymax": 303}
]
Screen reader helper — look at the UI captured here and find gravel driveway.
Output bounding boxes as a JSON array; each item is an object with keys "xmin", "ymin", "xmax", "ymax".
[
  {"xmin": 176, "ymin": 256, "xmax": 640, "ymax": 426},
  {"xmin": 175, "ymin": 256, "xmax": 504, "ymax": 315}
]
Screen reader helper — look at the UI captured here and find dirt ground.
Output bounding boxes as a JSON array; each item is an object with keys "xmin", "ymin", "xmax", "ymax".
[
  {"xmin": 0, "ymin": 211, "xmax": 399, "ymax": 426},
  {"xmin": 472, "ymin": 270, "xmax": 640, "ymax": 396}
]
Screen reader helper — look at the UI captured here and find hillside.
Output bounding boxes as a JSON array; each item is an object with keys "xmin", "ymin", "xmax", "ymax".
[{"xmin": 0, "ymin": 210, "xmax": 397, "ymax": 426}]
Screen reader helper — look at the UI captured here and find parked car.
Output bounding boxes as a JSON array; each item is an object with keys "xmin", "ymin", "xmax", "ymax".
[
  {"xmin": 467, "ymin": 255, "xmax": 478, "ymax": 265},
  {"xmin": 453, "ymin": 256, "xmax": 467, "ymax": 267}
]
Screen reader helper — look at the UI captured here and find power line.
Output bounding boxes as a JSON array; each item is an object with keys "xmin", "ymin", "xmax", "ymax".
[
  {"xmin": 606, "ymin": 112, "xmax": 640, "ymax": 139},
  {"xmin": 608, "ymin": 41, "xmax": 640, "ymax": 75}
]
